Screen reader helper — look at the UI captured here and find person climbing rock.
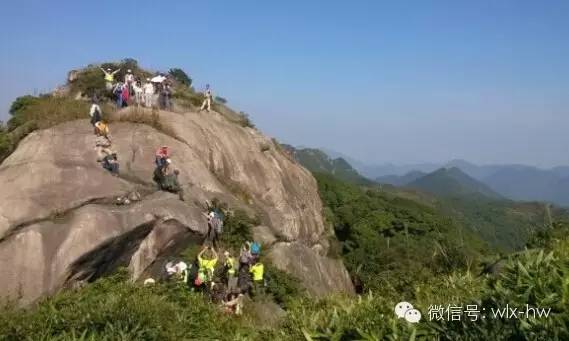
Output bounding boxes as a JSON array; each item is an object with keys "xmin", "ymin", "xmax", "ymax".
[
  {"xmin": 153, "ymin": 159, "xmax": 185, "ymax": 200},
  {"xmin": 199, "ymin": 84, "xmax": 213, "ymax": 112},
  {"xmin": 206, "ymin": 210, "xmax": 224, "ymax": 248},
  {"xmin": 89, "ymin": 98, "xmax": 102, "ymax": 127},
  {"xmin": 94, "ymin": 121, "xmax": 111, "ymax": 143},
  {"xmin": 155, "ymin": 146, "xmax": 170, "ymax": 169},
  {"xmin": 100, "ymin": 67, "xmax": 120, "ymax": 91},
  {"xmin": 102, "ymin": 151, "xmax": 119, "ymax": 176}
]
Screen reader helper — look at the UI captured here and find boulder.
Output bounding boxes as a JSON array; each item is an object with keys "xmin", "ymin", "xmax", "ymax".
[{"xmin": 0, "ymin": 107, "xmax": 354, "ymax": 304}]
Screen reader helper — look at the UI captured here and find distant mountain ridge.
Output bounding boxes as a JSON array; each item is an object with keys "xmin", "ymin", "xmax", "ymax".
[
  {"xmin": 284, "ymin": 146, "xmax": 373, "ymax": 185},
  {"xmin": 407, "ymin": 167, "xmax": 503, "ymax": 199}
]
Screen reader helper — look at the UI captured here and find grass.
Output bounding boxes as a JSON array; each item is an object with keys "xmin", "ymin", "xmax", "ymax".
[{"xmin": 109, "ymin": 107, "xmax": 179, "ymax": 141}]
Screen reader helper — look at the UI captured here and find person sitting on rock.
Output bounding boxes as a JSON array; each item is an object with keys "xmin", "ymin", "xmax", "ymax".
[
  {"xmin": 102, "ymin": 151, "xmax": 119, "ymax": 176},
  {"xmin": 154, "ymin": 159, "xmax": 185, "ymax": 201}
]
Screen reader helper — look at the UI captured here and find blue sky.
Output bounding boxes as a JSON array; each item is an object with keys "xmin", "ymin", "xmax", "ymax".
[{"xmin": 1, "ymin": 0, "xmax": 568, "ymax": 167}]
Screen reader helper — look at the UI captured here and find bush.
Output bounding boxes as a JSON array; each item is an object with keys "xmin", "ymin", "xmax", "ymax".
[
  {"xmin": 215, "ymin": 96, "xmax": 228, "ymax": 104},
  {"xmin": 111, "ymin": 107, "xmax": 179, "ymax": 141},
  {"xmin": 0, "ymin": 271, "xmax": 259, "ymax": 340},
  {"xmin": 169, "ymin": 68, "xmax": 192, "ymax": 87}
]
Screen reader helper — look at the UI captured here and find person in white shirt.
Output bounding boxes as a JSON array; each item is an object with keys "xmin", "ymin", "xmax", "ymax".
[
  {"xmin": 89, "ymin": 98, "xmax": 102, "ymax": 127},
  {"xmin": 143, "ymin": 79, "xmax": 155, "ymax": 107},
  {"xmin": 125, "ymin": 69, "xmax": 135, "ymax": 95},
  {"xmin": 200, "ymin": 84, "xmax": 213, "ymax": 112},
  {"xmin": 133, "ymin": 80, "xmax": 144, "ymax": 106}
]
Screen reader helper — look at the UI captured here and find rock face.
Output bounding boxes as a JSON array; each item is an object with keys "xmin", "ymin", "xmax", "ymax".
[{"xmin": 0, "ymin": 107, "xmax": 353, "ymax": 304}]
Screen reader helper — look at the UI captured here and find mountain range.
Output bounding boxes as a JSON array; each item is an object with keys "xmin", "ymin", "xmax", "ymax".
[{"xmin": 321, "ymin": 151, "xmax": 569, "ymax": 206}]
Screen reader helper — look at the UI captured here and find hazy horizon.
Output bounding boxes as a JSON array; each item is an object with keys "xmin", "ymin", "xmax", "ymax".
[{"xmin": 1, "ymin": 0, "xmax": 568, "ymax": 168}]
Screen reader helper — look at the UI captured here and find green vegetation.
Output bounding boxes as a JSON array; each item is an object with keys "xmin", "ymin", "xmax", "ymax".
[
  {"xmin": 0, "ymin": 94, "xmax": 114, "ymax": 162},
  {"xmin": 315, "ymin": 173, "xmax": 488, "ymax": 294},
  {"xmin": 168, "ymin": 68, "xmax": 192, "ymax": 87},
  {"xmin": 215, "ymin": 96, "xmax": 228, "ymax": 104}
]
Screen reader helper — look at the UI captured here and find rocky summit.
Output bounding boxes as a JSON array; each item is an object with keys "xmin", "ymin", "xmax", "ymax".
[{"xmin": 0, "ymin": 107, "xmax": 353, "ymax": 305}]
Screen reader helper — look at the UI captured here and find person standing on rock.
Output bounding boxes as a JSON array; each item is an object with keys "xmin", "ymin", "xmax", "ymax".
[
  {"xmin": 199, "ymin": 84, "xmax": 213, "ymax": 112},
  {"xmin": 124, "ymin": 69, "xmax": 135, "ymax": 95},
  {"xmin": 143, "ymin": 79, "xmax": 155, "ymax": 107},
  {"xmin": 100, "ymin": 67, "xmax": 120, "ymax": 91}
]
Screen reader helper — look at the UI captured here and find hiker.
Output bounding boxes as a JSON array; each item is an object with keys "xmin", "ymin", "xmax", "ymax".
[
  {"xmin": 143, "ymin": 79, "xmax": 155, "ymax": 107},
  {"xmin": 133, "ymin": 79, "xmax": 144, "ymax": 106},
  {"xmin": 121, "ymin": 82, "xmax": 130, "ymax": 106},
  {"xmin": 155, "ymin": 146, "xmax": 170, "ymax": 169},
  {"xmin": 154, "ymin": 160, "xmax": 185, "ymax": 200},
  {"xmin": 95, "ymin": 121, "xmax": 111, "ymax": 144},
  {"xmin": 102, "ymin": 151, "xmax": 119, "ymax": 176},
  {"xmin": 199, "ymin": 84, "xmax": 213, "ymax": 112},
  {"xmin": 249, "ymin": 259, "xmax": 265, "ymax": 295},
  {"xmin": 124, "ymin": 69, "xmax": 135, "ymax": 95},
  {"xmin": 237, "ymin": 241, "xmax": 260, "ymax": 292},
  {"xmin": 113, "ymin": 82, "xmax": 125, "ymax": 108},
  {"xmin": 100, "ymin": 67, "xmax": 120, "ymax": 91},
  {"xmin": 223, "ymin": 250, "xmax": 238, "ymax": 293},
  {"xmin": 206, "ymin": 210, "xmax": 224, "ymax": 248},
  {"xmin": 196, "ymin": 246, "xmax": 218, "ymax": 290},
  {"xmin": 165, "ymin": 261, "xmax": 189, "ymax": 283},
  {"xmin": 161, "ymin": 83, "xmax": 172, "ymax": 110},
  {"xmin": 222, "ymin": 292, "xmax": 244, "ymax": 315},
  {"xmin": 89, "ymin": 98, "xmax": 102, "ymax": 127}
]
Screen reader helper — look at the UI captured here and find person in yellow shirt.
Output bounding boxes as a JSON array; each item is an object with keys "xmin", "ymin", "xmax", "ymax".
[
  {"xmin": 100, "ymin": 67, "xmax": 121, "ymax": 91},
  {"xmin": 249, "ymin": 259, "xmax": 264, "ymax": 295},
  {"xmin": 197, "ymin": 246, "xmax": 218, "ymax": 285}
]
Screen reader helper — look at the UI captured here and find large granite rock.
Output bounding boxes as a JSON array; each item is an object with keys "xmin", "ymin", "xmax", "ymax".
[{"xmin": 0, "ymin": 107, "xmax": 353, "ymax": 304}]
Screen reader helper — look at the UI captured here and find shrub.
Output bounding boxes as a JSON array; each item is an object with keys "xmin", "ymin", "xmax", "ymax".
[
  {"xmin": 169, "ymin": 68, "xmax": 192, "ymax": 87},
  {"xmin": 0, "ymin": 271, "xmax": 259, "ymax": 340},
  {"xmin": 110, "ymin": 107, "xmax": 179, "ymax": 141},
  {"xmin": 215, "ymin": 96, "xmax": 228, "ymax": 104}
]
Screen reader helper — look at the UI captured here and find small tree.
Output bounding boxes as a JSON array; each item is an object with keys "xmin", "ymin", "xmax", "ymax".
[
  {"xmin": 214, "ymin": 96, "xmax": 227, "ymax": 104},
  {"xmin": 168, "ymin": 68, "xmax": 192, "ymax": 87}
]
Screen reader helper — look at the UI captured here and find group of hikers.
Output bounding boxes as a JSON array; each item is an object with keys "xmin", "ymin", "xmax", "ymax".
[
  {"xmin": 89, "ymin": 100, "xmax": 119, "ymax": 176},
  {"xmin": 100, "ymin": 67, "xmax": 214, "ymax": 112},
  {"xmin": 89, "ymin": 65, "xmax": 261, "ymax": 314},
  {"xmin": 162, "ymin": 219, "xmax": 265, "ymax": 316}
]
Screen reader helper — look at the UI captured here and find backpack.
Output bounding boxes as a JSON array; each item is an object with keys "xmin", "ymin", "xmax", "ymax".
[{"xmin": 250, "ymin": 242, "xmax": 261, "ymax": 255}]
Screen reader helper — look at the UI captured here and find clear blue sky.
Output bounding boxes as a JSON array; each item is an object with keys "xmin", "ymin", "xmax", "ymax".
[{"xmin": 1, "ymin": 0, "xmax": 568, "ymax": 167}]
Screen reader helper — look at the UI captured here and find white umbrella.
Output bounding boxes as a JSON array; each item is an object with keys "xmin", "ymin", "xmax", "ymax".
[{"xmin": 151, "ymin": 75, "xmax": 166, "ymax": 83}]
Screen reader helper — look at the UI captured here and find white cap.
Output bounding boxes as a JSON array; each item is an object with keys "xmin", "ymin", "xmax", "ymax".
[
  {"xmin": 143, "ymin": 278, "xmax": 155, "ymax": 285},
  {"xmin": 166, "ymin": 158, "xmax": 172, "ymax": 164},
  {"xmin": 127, "ymin": 69, "xmax": 132, "ymax": 72},
  {"xmin": 177, "ymin": 261, "xmax": 188, "ymax": 272}
]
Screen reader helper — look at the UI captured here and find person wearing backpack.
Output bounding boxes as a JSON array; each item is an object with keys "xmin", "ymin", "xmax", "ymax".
[
  {"xmin": 206, "ymin": 210, "xmax": 224, "ymax": 248},
  {"xmin": 89, "ymin": 98, "xmax": 102, "ymax": 128}
]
